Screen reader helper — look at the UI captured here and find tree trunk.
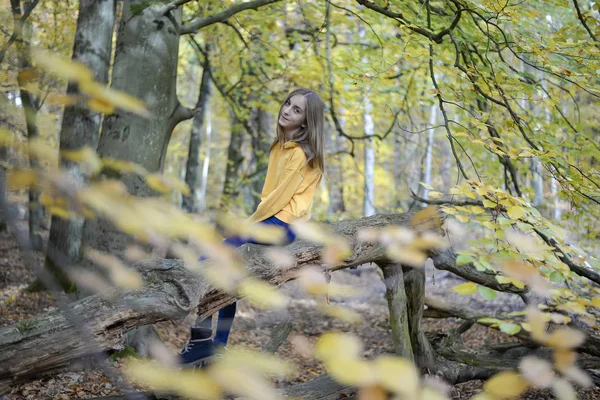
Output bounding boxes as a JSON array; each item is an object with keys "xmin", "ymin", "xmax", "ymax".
[
  {"xmin": 197, "ymin": 95, "xmax": 212, "ymax": 212},
  {"xmin": 0, "ymin": 213, "xmax": 415, "ymax": 391},
  {"xmin": 359, "ymin": 25, "xmax": 375, "ymax": 217},
  {"xmin": 12, "ymin": 0, "xmax": 42, "ymax": 250},
  {"xmin": 378, "ymin": 262, "xmax": 413, "ymax": 360},
  {"xmin": 83, "ymin": 0, "xmax": 182, "ymax": 254},
  {"xmin": 220, "ymin": 111, "xmax": 245, "ymax": 210},
  {"xmin": 45, "ymin": 0, "xmax": 116, "ymax": 291},
  {"xmin": 325, "ymin": 114, "xmax": 345, "ymax": 214},
  {"xmin": 250, "ymin": 108, "xmax": 273, "ymax": 211},
  {"xmin": 423, "ymin": 102, "xmax": 437, "ymax": 202},
  {"xmin": 182, "ymin": 62, "xmax": 211, "ymax": 213}
]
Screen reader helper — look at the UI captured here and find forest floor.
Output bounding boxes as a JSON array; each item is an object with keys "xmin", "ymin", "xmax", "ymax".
[{"xmin": 1, "ymin": 227, "xmax": 599, "ymax": 400}]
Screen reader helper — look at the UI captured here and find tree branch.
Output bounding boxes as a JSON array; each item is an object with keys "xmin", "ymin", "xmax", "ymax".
[{"xmin": 181, "ymin": 0, "xmax": 282, "ymax": 35}]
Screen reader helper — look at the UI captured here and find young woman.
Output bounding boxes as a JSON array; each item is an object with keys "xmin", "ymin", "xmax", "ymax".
[{"xmin": 180, "ymin": 88, "xmax": 325, "ymax": 366}]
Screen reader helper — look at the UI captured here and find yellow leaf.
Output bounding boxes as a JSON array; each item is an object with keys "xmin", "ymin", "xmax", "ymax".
[
  {"xmin": 291, "ymin": 220, "xmax": 335, "ymax": 244},
  {"xmin": 101, "ymin": 157, "xmax": 148, "ymax": 175},
  {"xmin": 553, "ymin": 349, "xmax": 576, "ymax": 372},
  {"xmin": 218, "ymin": 214, "xmax": 286, "ymax": 245},
  {"xmin": 428, "ymin": 191, "xmax": 443, "ymax": 199},
  {"xmin": 7, "ymin": 168, "xmax": 36, "ymax": 189},
  {"xmin": 552, "ymin": 378, "xmax": 576, "ymax": 400},
  {"xmin": 238, "ymin": 278, "xmax": 288, "ymax": 309},
  {"xmin": 452, "ymin": 282, "xmax": 477, "ymax": 295},
  {"xmin": 591, "ymin": 297, "xmax": 600, "ymax": 308},
  {"xmin": 455, "ymin": 214, "xmax": 469, "ymax": 223},
  {"xmin": 357, "ymin": 385, "xmax": 386, "ymax": 400},
  {"xmin": 86, "ymin": 98, "xmax": 114, "ymax": 114},
  {"xmin": 518, "ymin": 356, "xmax": 554, "ymax": 389},
  {"xmin": 32, "ymin": 49, "xmax": 94, "ymax": 83},
  {"xmin": 145, "ymin": 173, "xmax": 190, "ymax": 195},
  {"xmin": 482, "ymin": 199, "xmax": 497, "ymax": 208},
  {"xmin": 123, "ymin": 358, "xmax": 221, "ymax": 400},
  {"xmin": 374, "ymin": 356, "xmax": 419, "ymax": 396},
  {"xmin": 527, "ymin": 307, "xmax": 548, "ymax": 342},
  {"xmin": 386, "ymin": 246, "xmax": 428, "ymax": 268},
  {"xmin": 324, "ymin": 357, "xmax": 376, "ymax": 387},
  {"xmin": 470, "ymin": 206, "xmax": 485, "ymax": 214},
  {"xmin": 46, "ymin": 92, "xmax": 80, "ymax": 106},
  {"xmin": 507, "ymin": 206, "xmax": 525, "ymax": 220},
  {"xmin": 315, "ymin": 332, "xmax": 362, "ymax": 360},
  {"xmin": 545, "ymin": 328, "xmax": 585, "ymax": 350},
  {"xmin": 80, "ymin": 81, "xmax": 151, "ymax": 118},
  {"xmin": 209, "ymin": 363, "xmax": 281, "ymax": 400},
  {"xmin": 484, "ymin": 371, "xmax": 529, "ymax": 399},
  {"xmin": 85, "ymin": 248, "xmax": 143, "ymax": 290},
  {"xmin": 61, "ymin": 146, "xmax": 102, "ymax": 175},
  {"xmin": 410, "ymin": 206, "xmax": 442, "ymax": 231},
  {"xmin": 322, "ymin": 238, "xmax": 352, "ymax": 267},
  {"xmin": 216, "ymin": 347, "xmax": 295, "ymax": 377},
  {"xmin": 296, "ymin": 266, "xmax": 355, "ymax": 297},
  {"xmin": 317, "ymin": 303, "xmax": 363, "ymax": 324}
]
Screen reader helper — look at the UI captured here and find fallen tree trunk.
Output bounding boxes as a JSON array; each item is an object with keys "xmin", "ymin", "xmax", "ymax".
[{"xmin": 0, "ymin": 213, "xmax": 411, "ymax": 392}]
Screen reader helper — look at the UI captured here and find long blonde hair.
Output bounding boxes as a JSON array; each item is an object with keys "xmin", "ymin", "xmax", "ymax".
[{"xmin": 271, "ymin": 88, "xmax": 325, "ymax": 173}]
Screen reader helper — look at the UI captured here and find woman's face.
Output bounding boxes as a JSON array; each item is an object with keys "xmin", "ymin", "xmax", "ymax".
[{"xmin": 278, "ymin": 94, "xmax": 307, "ymax": 132}]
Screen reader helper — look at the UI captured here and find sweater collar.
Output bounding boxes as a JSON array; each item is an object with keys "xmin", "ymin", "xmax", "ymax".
[{"xmin": 283, "ymin": 141, "xmax": 299, "ymax": 149}]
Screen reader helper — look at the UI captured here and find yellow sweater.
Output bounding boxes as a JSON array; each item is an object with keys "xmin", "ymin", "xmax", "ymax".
[{"xmin": 247, "ymin": 141, "xmax": 322, "ymax": 224}]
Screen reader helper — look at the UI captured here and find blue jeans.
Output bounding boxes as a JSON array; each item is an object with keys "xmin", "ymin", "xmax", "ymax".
[{"xmin": 198, "ymin": 215, "xmax": 296, "ymax": 346}]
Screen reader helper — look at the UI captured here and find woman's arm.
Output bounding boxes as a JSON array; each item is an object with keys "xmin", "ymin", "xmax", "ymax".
[{"xmin": 247, "ymin": 149, "xmax": 307, "ymax": 224}]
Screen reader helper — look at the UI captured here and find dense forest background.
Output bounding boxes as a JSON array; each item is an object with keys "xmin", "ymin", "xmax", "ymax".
[{"xmin": 1, "ymin": 0, "xmax": 600, "ymax": 399}]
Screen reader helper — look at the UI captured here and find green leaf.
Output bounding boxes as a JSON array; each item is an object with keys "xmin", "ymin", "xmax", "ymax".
[
  {"xmin": 499, "ymin": 323, "xmax": 522, "ymax": 335},
  {"xmin": 452, "ymin": 282, "xmax": 477, "ymax": 295},
  {"xmin": 477, "ymin": 317, "xmax": 503, "ymax": 325},
  {"xmin": 456, "ymin": 255, "xmax": 475, "ymax": 266},
  {"xmin": 478, "ymin": 286, "xmax": 497, "ymax": 301},
  {"xmin": 549, "ymin": 271, "xmax": 565, "ymax": 283}
]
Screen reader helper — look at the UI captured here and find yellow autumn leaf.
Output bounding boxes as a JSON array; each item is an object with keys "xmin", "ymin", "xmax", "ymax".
[
  {"xmin": 545, "ymin": 328, "xmax": 585, "ymax": 350},
  {"xmin": 518, "ymin": 356, "xmax": 554, "ymax": 389},
  {"xmin": 322, "ymin": 238, "xmax": 352, "ymax": 267},
  {"xmin": 507, "ymin": 206, "xmax": 525, "ymax": 220},
  {"xmin": 374, "ymin": 356, "xmax": 419, "ymax": 396},
  {"xmin": 216, "ymin": 347, "xmax": 296, "ymax": 377},
  {"xmin": 483, "ymin": 371, "xmax": 529, "ymax": 399},
  {"xmin": 237, "ymin": 278, "xmax": 288, "ymax": 309},
  {"xmin": 357, "ymin": 385, "xmax": 386, "ymax": 400},
  {"xmin": 316, "ymin": 303, "xmax": 363, "ymax": 324},
  {"xmin": 7, "ymin": 168, "xmax": 36, "ymax": 189},
  {"xmin": 386, "ymin": 246, "xmax": 428, "ymax": 268},
  {"xmin": 410, "ymin": 206, "xmax": 442, "ymax": 231},
  {"xmin": 296, "ymin": 266, "xmax": 355, "ymax": 297},
  {"xmin": 217, "ymin": 214, "xmax": 286, "ymax": 245},
  {"xmin": 123, "ymin": 358, "xmax": 221, "ymax": 400},
  {"xmin": 324, "ymin": 357, "xmax": 376, "ymax": 387},
  {"xmin": 591, "ymin": 297, "xmax": 600, "ymax": 308},
  {"xmin": 552, "ymin": 378, "xmax": 576, "ymax": 400},
  {"xmin": 101, "ymin": 157, "xmax": 148, "ymax": 175},
  {"xmin": 46, "ymin": 92, "xmax": 80, "ymax": 106},
  {"xmin": 470, "ymin": 206, "xmax": 485, "ymax": 214},
  {"xmin": 290, "ymin": 220, "xmax": 335, "ymax": 243},
  {"xmin": 61, "ymin": 146, "xmax": 102, "ymax": 175},
  {"xmin": 553, "ymin": 349, "xmax": 576, "ymax": 372},
  {"xmin": 86, "ymin": 98, "xmax": 115, "ymax": 114},
  {"xmin": 428, "ymin": 191, "xmax": 444, "ymax": 199},
  {"xmin": 79, "ymin": 81, "xmax": 151, "ymax": 118},
  {"xmin": 209, "ymin": 363, "xmax": 282, "ymax": 400},
  {"xmin": 527, "ymin": 307, "xmax": 548, "ymax": 342},
  {"xmin": 315, "ymin": 332, "xmax": 363, "ymax": 360},
  {"xmin": 145, "ymin": 173, "xmax": 190, "ymax": 195},
  {"xmin": 455, "ymin": 214, "xmax": 469, "ymax": 223},
  {"xmin": 482, "ymin": 199, "xmax": 497, "ymax": 208},
  {"xmin": 452, "ymin": 282, "xmax": 478, "ymax": 295},
  {"xmin": 85, "ymin": 248, "xmax": 143, "ymax": 290},
  {"xmin": 32, "ymin": 48, "xmax": 94, "ymax": 83}
]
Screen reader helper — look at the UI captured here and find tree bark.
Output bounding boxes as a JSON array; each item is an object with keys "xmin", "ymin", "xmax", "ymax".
[
  {"xmin": 325, "ymin": 116, "xmax": 346, "ymax": 214},
  {"xmin": 83, "ymin": 0, "xmax": 182, "ymax": 254},
  {"xmin": 219, "ymin": 111, "xmax": 245, "ymax": 210},
  {"xmin": 0, "ymin": 213, "xmax": 414, "ymax": 391},
  {"xmin": 12, "ymin": 0, "xmax": 43, "ymax": 250},
  {"xmin": 378, "ymin": 262, "xmax": 413, "ymax": 360},
  {"xmin": 182, "ymin": 61, "xmax": 210, "ymax": 213},
  {"xmin": 249, "ymin": 108, "xmax": 273, "ymax": 211},
  {"xmin": 45, "ymin": 0, "xmax": 116, "ymax": 291}
]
